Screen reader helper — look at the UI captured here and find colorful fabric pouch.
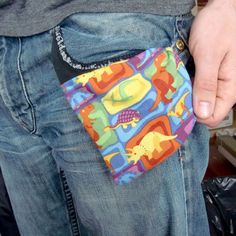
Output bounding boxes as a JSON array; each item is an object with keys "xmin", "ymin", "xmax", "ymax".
[{"xmin": 59, "ymin": 47, "xmax": 196, "ymax": 185}]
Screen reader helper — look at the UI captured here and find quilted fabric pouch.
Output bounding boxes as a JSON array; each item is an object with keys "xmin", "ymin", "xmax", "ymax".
[{"xmin": 56, "ymin": 46, "xmax": 196, "ymax": 185}]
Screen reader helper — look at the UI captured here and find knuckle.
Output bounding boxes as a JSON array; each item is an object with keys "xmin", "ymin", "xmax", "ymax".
[
  {"xmin": 209, "ymin": 116, "xmax": 226, "ymax": 128},
  {"xmin": 198, "ymin": 116, "xmax": 222, "ymax": 128},
  {"xmin": 207, "ymin": 121, "xmax": 220, "ymax": 128},
  {"xmin": 229, "ymin": 94, "xmax": 236, "ymax": 104},
  {"xmin": 196, "ymin": 79, "xmax": 217, "ymax": 92},
  {"xmin": 222, "ymin": 91, "xmax": 236, "ymax": 106}
]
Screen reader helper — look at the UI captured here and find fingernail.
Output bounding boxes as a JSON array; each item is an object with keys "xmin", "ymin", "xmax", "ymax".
[{"xmin": 199, "ymin": 101, "xmax": 211, "ymax": 118}]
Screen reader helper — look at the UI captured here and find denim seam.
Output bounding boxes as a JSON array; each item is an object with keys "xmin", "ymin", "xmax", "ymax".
[
  {"xmin": 17, "ymin": 38, "xmax": 37, "ymax": 134},
  {"xmin": 175, "ymin": 16, "xmax": 189, "ymax": 48},
  {"xmin": 171, "ymin": 17, "xmax": 177, "ymax": 48},
  {"xmin": 60, "ymin": 170, "xmax": 81, "ymax": 236},
  {"xmin": 177, "ymin": 148, "xmax": 182, "ymax": 158},
  {"xmin": 179, "ymin": 147, "xmax": 189, "ymax": 236},
  {"xmin": 54, "ymin": 26, "xmax": 113, "ymax": 70},
  {"xmin": 173, "ymin": 16, "xmax": 192, "ymax": 67}
]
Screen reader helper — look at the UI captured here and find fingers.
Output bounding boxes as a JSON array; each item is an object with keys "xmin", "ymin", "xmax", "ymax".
[
  {"xmin": 195, "ymin": 51, "xmax": 236, "ymax": 127},
  {"xmin": 192, "ymin": 50, "xmax": 221, "ymax": 120},
  {"xmin": 197, "ymin": 96, "xmax": 232, "ymax": 128},
  {"xmin": 188, "ymin": 1, "xmax": 236, "ymax": 127}
]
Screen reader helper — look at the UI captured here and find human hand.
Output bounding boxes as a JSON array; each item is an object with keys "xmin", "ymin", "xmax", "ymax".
[{"xmin": 189, "ymin": 0, "xmax": 236, "ymax": 127}]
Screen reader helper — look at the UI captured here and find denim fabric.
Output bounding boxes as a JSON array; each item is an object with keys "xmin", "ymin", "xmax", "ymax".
[
  {"xmin": 0, "ymin": 0, "xmax": 196, "ymax": 37},
  {"xmin": 0, "ymin": 167, "xmax": 20, "ymax": 236},
  {"xmin": 0, "ymin": 13, "xmax": 210, "ymax": 236},
  {"xmin": 0, "ymin": 35, "xmax": 74, "ymax": 236}
]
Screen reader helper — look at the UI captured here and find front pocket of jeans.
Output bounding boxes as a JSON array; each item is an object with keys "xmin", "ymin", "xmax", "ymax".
[
  {"xmin": 56, "ymin": 13, "xmax": 176, "ymax": 65},
  {"xmin": 58, "ymin": 24, "xmax": 144, "ymax": 66}
]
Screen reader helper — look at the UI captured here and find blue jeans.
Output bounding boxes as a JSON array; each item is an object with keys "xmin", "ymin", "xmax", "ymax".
[{"xmin": 0, "ymin": 13, "xmax": 210, "ymax": 236}]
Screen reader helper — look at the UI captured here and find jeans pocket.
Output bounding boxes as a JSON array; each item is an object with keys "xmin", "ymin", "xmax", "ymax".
[
  {"xmin": 55, "ymin": 12, "xmax": 179, "ymax": 67},
  {"xmin": 51, "ymin": 12, "xmax": 196, "ymax": 178},
  {"xmin": 59, "ymin": 46, "xmax": 196, "ymax": 184},
  {"xmin": 56, "ymin": 19, "xmax": 144, "ymax": 67},
  {"xmin": 52, "ymin": 24, "xmax": 144, "ymax": 83}
]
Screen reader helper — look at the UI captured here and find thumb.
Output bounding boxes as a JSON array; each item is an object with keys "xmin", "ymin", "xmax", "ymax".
[{"xmin": 192, "ymin": 55, "xmax": 220, "ymax": 119}]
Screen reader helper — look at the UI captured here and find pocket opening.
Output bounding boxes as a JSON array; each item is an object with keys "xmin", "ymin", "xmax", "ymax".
[{"xmin": 52, "ymin": 26, "xmax": 144, "ymax": 76}]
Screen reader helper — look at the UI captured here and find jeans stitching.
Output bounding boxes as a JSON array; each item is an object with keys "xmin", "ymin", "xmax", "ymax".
[
  {"xmin": 173, "ymin": 16, "xmax": 192, "ymax": 67},
  {"xmin": 175, "ymin": 16, "xmax": 191, "ymax": 48},
  {"xmin": 60, "ymin": 170, "xmax": 81, "ymax": 236},
  {"xmin": 54, "ymin": 26, "xmax": 143, "ymax": 72},
  {"xmin": 17, "ymin": 38, "xmax": 37, "ymax": 134},
  {"xmin": 179, "ymin": 145, "xmax": 189, "ymax": 236}
]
